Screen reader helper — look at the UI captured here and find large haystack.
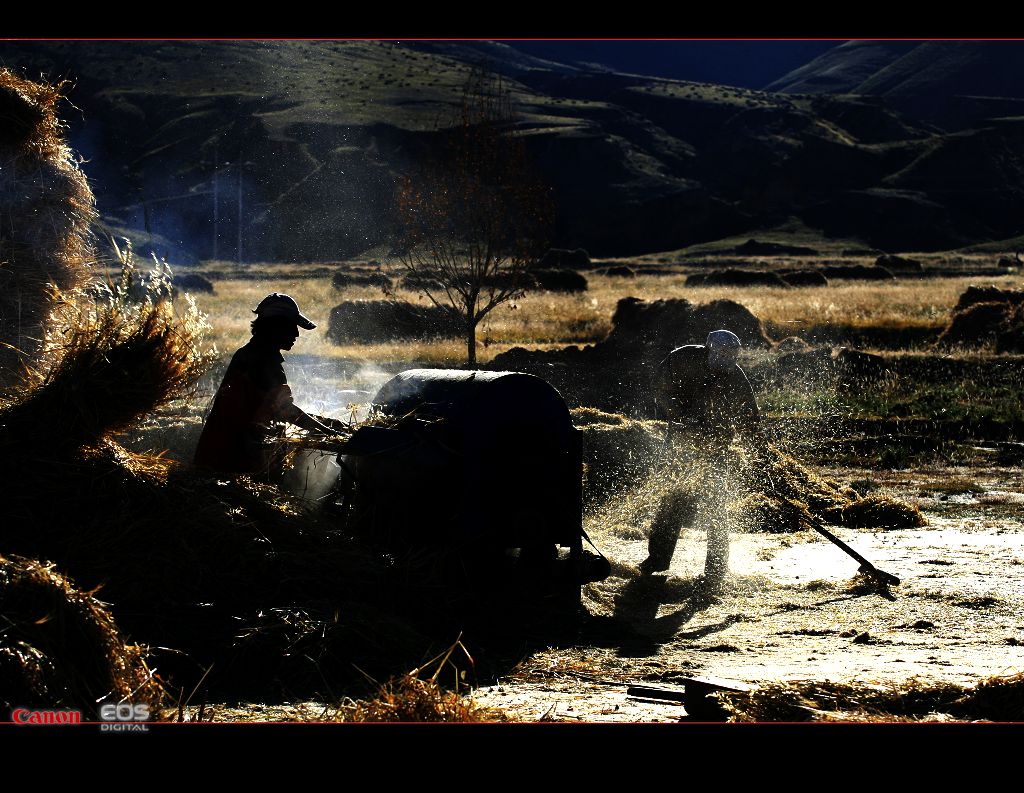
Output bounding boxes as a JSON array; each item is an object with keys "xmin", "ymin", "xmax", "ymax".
[
  {"xmin": 0, "ymin": 553, "xmax": 163, "ymax": 715},
  {"xmin": 608, "ymin": 296, "xmax": 771, "ymax": 351},
  {"xmin": 0, "ymin": 69, "xmax": 95, "ymax": 393}
]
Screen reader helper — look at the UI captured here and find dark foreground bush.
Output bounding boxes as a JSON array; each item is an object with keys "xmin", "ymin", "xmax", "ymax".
[{"xmin": 0, "ymin": 553, "xmax": 164, "ymax": 716}]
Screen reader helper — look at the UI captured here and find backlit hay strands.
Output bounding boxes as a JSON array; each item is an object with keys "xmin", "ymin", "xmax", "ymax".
[
  {"xmin": 1, "ymin": 239, "xmax": 218, "ymax": 453},
  {"xmin": 0, "ymin": 69, "xmax": 97, "ymax": 392},
  {"xmin": 333, "ymin": 637, "xmax": 506, "ymax": 722}
]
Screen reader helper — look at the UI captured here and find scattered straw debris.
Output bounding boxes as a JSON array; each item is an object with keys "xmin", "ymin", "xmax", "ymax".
[
  {"xmin": 335, "ymin": 674, "xmax": 506, "ymax": 722},
  {"xmin": 0, "ymin": 553, "xmax": 164, "ymax": 715},
  {"xmin": 332, "ymin": 637, "xmax": 507, "ymax": 722},
  {"xmin": 716, "ymin": 673, "xmax": 1024, "ymax": 722}
]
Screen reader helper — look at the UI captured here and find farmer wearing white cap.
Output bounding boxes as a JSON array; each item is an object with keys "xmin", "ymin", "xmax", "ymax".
[
  {"xmin": 194, "ymin": 293, "xmax": 334, "ymax": 478},
  {"xmin": 639, "ymin": 329, "xmax": 766, "ymax": 588}
]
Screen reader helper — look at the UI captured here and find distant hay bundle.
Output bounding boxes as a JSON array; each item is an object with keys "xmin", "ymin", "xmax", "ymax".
[
  {"xmin": 840, "ymin": 494, "xmax": 926, "ymax": 529},
  {"xmin": 0, "ymin": 553, "xmax": 163, "ymax": 714},
  {"xmin": 0, "ymin": 69, "xmax": 96, "ymax": 392},
  {"xmin": 686, "ymin": 269, "xmax": 790, "ymax": 288}
]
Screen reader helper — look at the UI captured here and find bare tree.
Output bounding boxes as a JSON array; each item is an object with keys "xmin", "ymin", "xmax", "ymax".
[{"xmin": 394, "ymin": 67, "xmax": 552, "ymax": 366}]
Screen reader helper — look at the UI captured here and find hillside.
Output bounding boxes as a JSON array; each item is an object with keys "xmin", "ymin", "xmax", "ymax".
[
  {"xmin": 769, "ymin": 40, "xmax": 1024, "ymax": 130},
  {"xmin": 1, "ymin": 40, "xmax": 1022, "ymax": 262}
]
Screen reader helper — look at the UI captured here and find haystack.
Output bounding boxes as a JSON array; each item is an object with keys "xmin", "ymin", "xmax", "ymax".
[
  {"xmin": 0, "ymin": 69, "xmax": 96, "ymax": 393},
  {"xmin": 540, "ymin": 247, "xmax": 591, "ymax": 270},
  {"xmin": 875, "ymin": 253, "xmax": 923, "ymax": 273},
  {"xmin": 938, "ymin": 285, "xmax": 1024, "ymax": 350},
  {"xmin": 779, "ymin": 269, "xmax": 829, "ymax": 287},
  {"xmin": 0, "ymin": 553, "xmax": 163, "ymax": 715},
  {"xmin": 821, "ymin": 263, "xmax": 895, "ymax": 280},
  {"xmin": 332, "ymin": 269, "xmax": 392, "ymax": 290},
  {"xmin": 326, "ymin": 299, "xmax": 461, "ymax": 343},
  {"xmin": 953, "ymin": 285, "xmax": 1024, "ymax": 312},
  {"xmin": 489, "ymin": 297, "xmax": 770, "ymax": 413},
  {"xmin": 686, "ymin": 269, "xmax": 789, "ymax": 288},
  {"xmin": 533, "ymin": 268, "xmax": 588, "ymax": 292},
  {"xmin": 937, "ymin": 301, "xmax": 1015, "ymax": 348}
]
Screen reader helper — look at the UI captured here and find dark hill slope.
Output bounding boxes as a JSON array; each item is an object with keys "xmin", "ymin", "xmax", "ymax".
[
  {"xmin": 770, "ymin": 41, "xmax": 1024, "ymax": 130},
  {"xmin": 0, "ymin": 40, "xmax": 1020, "ymax": 260}
]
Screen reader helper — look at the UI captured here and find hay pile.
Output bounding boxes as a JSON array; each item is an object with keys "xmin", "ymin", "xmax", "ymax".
[
  {"xmin": 0, "ymin": 553, "xmax": 163, "ymax": 714},
  {"xmin": 736, "ymin": 447, "xmax": 925, "ymax": 532},
  {"xmin": 716, "ymin": 672, "xmax": 1024, "ymax": 722},
  {"xmin": 937, "ymin": 285, "xmax": 1024, "ymax": 350},
  {"xmin": 0, "ymin": 69, "xmax": 96, "ymax": 393}
]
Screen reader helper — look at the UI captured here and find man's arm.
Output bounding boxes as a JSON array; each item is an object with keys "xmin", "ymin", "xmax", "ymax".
[{"xmin": 280, "ymin": 402, "xmax": 337, "ymax": 435}]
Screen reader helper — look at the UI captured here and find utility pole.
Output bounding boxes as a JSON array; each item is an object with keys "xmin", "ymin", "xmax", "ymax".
[
  {"xmin": 212, "ymin": 142, "xmax": 219, "ymax": 262},
  {"xmin": 237, "ymin": 160, "xmax": 243, "ymax": 265}
]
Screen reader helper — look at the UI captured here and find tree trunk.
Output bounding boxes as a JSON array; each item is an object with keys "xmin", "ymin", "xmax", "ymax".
[{"xmin": 466, "ymin": 317, "xmax": 477, "ymax": 367}]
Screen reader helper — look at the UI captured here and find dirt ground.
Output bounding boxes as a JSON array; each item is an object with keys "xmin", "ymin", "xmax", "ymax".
[{"xmin": 472, "ymin": 465, "xmax": 1024, "ymax": 722}]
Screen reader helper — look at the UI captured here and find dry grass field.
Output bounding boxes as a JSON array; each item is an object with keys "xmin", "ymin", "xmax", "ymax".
[{"xmin": 138, "ymin": 257, "xmax": 1022, "ymax": 367}]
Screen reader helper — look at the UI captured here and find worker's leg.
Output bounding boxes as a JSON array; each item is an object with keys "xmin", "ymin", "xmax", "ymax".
[{"xmin": 701, "ymin": 449, "xmax": 733, "ymax": 590}]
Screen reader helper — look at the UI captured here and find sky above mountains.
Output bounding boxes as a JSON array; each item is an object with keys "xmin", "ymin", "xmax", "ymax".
[{"xmin": 501, "ymin": 41, "xmax": 844, "ymax": 89}]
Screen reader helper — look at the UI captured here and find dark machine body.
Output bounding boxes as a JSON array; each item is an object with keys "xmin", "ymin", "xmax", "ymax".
[{"xmin": 335, "ymin": 369, "xmax": 607, "ymax": 614}]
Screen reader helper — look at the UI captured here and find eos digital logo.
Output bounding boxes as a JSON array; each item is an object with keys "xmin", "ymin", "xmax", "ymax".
[{"xmin": 98, "ymin": 703, "xmax": 151, "ymax": 733}]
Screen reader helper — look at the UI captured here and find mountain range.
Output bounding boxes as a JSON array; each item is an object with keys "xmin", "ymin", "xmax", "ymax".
[{"xmin": 2, "ymin": 40, "xmax": 1022, "ymax": 263}]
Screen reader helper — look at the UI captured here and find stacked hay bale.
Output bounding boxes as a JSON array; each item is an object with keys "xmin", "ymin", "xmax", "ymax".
[{"xmin": 0, "ymin": 69, "xmax": 96, "ymax": 394}]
